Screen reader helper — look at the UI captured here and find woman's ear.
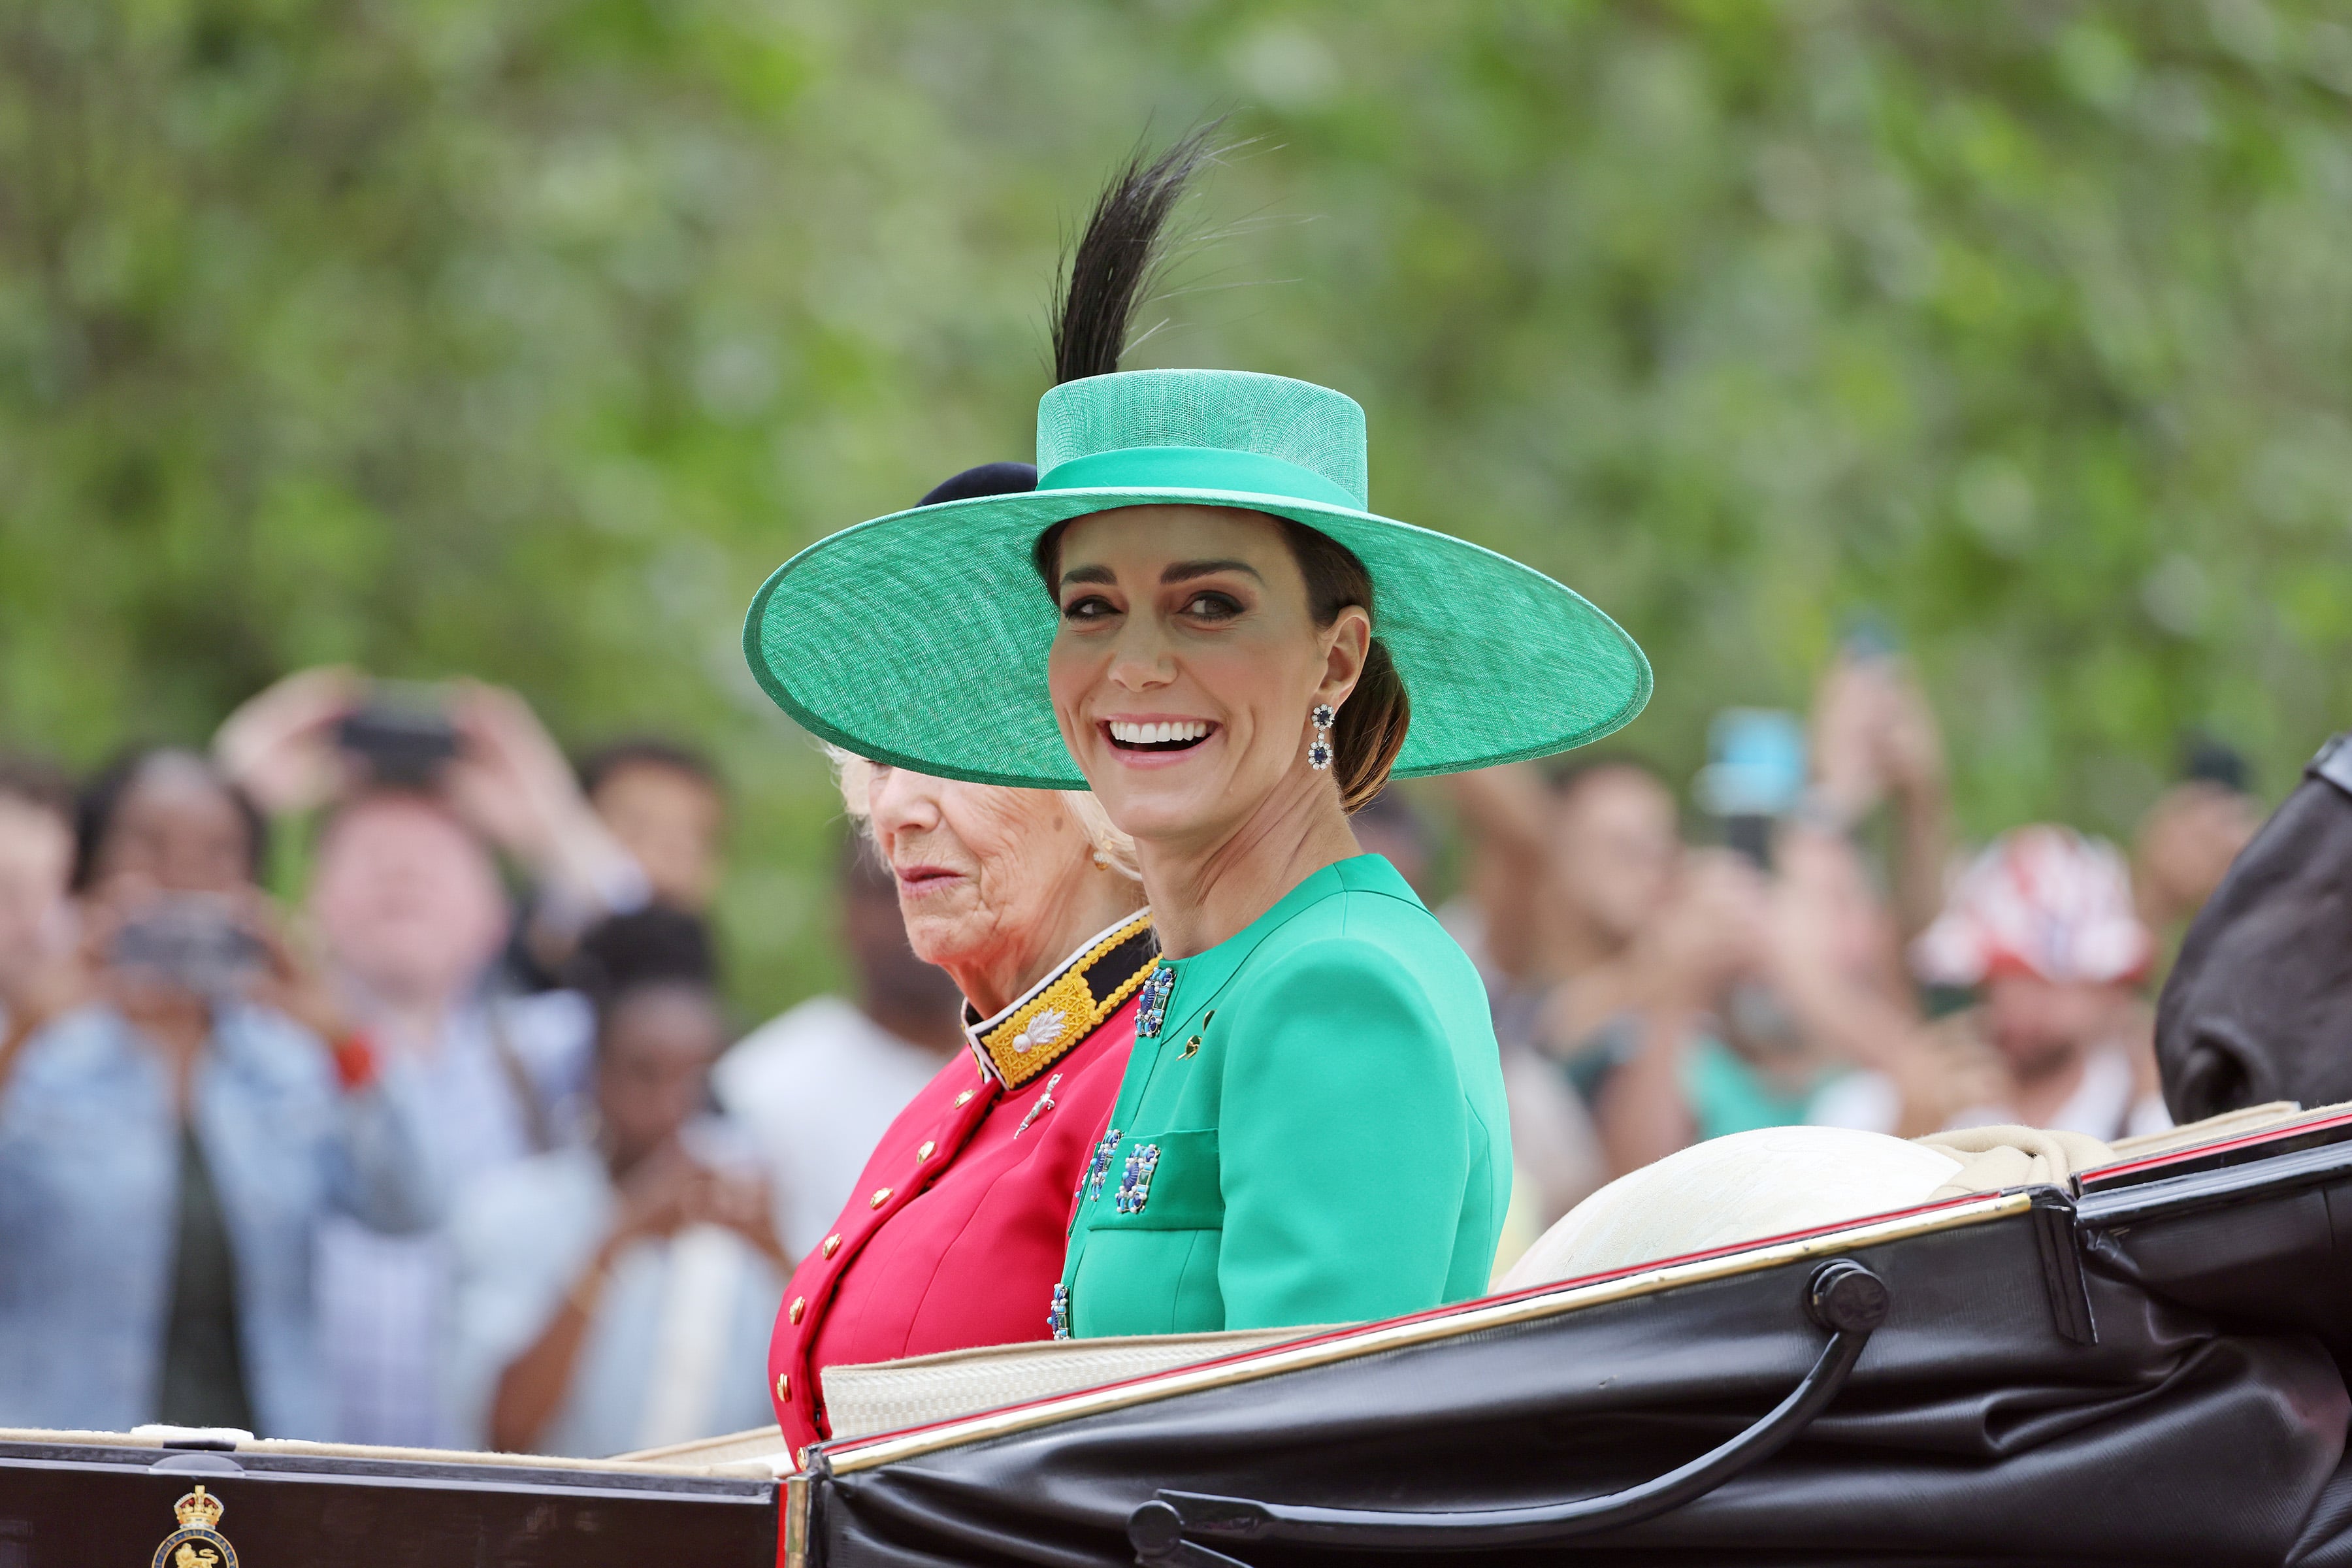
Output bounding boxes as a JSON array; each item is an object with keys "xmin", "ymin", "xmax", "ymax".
[{"xmin": 1316, "ymin": 606, "xmax": 1373, "ymax": 710}]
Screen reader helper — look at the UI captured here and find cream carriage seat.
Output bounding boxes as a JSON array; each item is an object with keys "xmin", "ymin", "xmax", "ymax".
[
  {"xmin": 1493, "ymin": 1120, "xmax": 2158, "ymax": 1294},
  {"xmin": 1497, "ymin": 1128, "xmax": 1968, "ymax": 1294}
]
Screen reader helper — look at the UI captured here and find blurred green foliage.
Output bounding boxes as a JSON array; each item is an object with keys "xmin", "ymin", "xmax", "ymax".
[{"xmin": 3, "ymin": 0, "xmax": 2349, "ymax": 1017}]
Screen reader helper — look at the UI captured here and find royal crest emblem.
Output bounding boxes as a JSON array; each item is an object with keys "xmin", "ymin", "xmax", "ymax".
[{"xmin": 152, "ymin": 1484, "xmax": 238, "ymax": 1568}]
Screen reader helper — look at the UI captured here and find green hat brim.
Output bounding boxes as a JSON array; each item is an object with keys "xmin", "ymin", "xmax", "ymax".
[{"xmin": 743, "ymin": 485, "xmax": 1651, "ymax": 789}]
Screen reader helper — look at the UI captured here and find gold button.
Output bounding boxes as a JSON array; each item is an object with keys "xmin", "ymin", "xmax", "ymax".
[
  {"xmin": 776, "ymin": 1372, "xmax": 790, "ymax": 1400},
  {"xmin": 870, "ymin": 1187, "xmax": 892, "ymax": 1208},
  {"xmin": 788, "ymin": 1296, "xmax": 806, "ymax": 1324},
  {"xmin": 917, "ymin": 1141, "xmax": 936, "ymax": 1162},
  {"xmin": 954, "ymin": 1089, "xmax": 975, "ymax": 1107},
  {"xmin": 821, "ymin": 1234, "xmax": 841, "ymax": 1258}
]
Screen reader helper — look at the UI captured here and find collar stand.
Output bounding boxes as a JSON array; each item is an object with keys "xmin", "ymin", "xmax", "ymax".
[{"xmin": 962, "ymin": 912, "xmax": 1158, "ymax": 1089}]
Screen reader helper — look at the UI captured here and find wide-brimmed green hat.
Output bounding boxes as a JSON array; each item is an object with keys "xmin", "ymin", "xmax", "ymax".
[{"xmin": 742, "ymin": 367, "xmax": 1650, "ymax": 789}]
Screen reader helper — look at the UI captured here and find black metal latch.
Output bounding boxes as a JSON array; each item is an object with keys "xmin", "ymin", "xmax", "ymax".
[{"xmin": 1129, "ymin": 1258, "xmax": 1892, "ymax": 1566}]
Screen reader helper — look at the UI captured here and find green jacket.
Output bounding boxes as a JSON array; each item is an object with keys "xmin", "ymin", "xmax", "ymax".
[{"xmin": 1057, "ymin": 855, "xmax": 1512, "ymax": 1339}]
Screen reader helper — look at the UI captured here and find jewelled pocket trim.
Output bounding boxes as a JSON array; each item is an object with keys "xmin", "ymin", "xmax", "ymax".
[
  {"xmin": 1079, "ymin": 1129, "xmax": 1122, "ymax": 1203},
  {"xmin": 1114, "ymin": 1143, "xmax": 1161, "ymax": 1215},
  {"xmin": 1086, "ymin": 1128, "xmax": 1220, "ymax": 1230},
  {"xmin": 1133, "ymin": 965, "xmax": 1175, "ymax": 1038}
]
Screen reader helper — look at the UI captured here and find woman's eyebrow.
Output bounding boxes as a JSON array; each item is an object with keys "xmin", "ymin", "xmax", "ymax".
[
  {"xmin": 1162, "ymin": 559, "xmax": 1262, "ymax": 584},
  {"xmin": 1058, "ymin": 564, "xmax": 1117, "ymax": 587}
]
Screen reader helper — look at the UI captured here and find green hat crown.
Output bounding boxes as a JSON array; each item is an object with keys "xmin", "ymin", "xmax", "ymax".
[{"xmin": 1036, "ymin": 370, "xmax": 1369, "ymax": 512}]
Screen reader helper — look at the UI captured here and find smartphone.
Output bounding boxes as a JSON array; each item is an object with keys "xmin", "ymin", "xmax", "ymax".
[
  {"xmin": 110, "ymin": 896, "xmax": 265, "ymax": 998},
  {"xmin": 1696, "ymin": 708, "xmax": 1807, "ymax": 873},
  {"xmin": 336, "ymin": 681, "xmax": 460, "ymax": 787}
]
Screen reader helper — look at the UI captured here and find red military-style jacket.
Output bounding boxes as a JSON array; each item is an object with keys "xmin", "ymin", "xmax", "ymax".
[{"xmin": 767, "ymin": 913, "xmax": 1156, "ymax": 1457}]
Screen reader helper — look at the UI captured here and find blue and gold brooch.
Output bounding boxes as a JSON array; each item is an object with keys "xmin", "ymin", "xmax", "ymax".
[
  {"xmin": 1080, "ymin": 1129, "xmax": 1122, "ymax": 1203},
  {"xmin": 1115, "ymin": 1143, "xmax": 1162, "ymax": 1216},
  {"xmin": 1134, "ymin": 966, "xmax": 1175, "ymax": 1038}
]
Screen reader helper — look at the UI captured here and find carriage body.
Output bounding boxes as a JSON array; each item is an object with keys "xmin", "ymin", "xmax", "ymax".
[{"xmin": 6, "ymin": 1107, "xmax": 2352, "ymax": 1567}]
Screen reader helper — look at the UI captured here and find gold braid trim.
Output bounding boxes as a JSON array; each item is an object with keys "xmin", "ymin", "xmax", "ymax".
[{"xmin": 976, "ymin": 913, "xmax": 1158, "ymax": 1089}]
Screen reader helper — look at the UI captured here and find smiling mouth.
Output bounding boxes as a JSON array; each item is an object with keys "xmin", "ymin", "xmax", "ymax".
[{"xmin": 1103, "ymin": 719, "xmax": 1217, "ymax": 755}]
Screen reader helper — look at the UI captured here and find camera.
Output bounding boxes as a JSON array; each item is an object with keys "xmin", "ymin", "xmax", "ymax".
[
  {"xmin": 109, "ymin": 896, "xmax": 265, "ymax": 998},
  {"xmin": 335, "ymin": 681, "xmax": 461, "ymax": 788}
]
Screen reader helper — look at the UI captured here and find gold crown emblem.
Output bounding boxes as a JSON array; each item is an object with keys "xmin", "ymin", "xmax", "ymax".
[{"xmin": 173, "ymin": 1486, "xmax": 225, "ymax": 1531}]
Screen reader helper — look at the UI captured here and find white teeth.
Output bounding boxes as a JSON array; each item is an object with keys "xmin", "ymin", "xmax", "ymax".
[{"xmin": 1109, "ymin": 720, "xmax": 1209, "ymax": 745}]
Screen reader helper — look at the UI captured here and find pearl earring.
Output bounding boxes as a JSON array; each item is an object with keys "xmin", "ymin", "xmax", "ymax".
[{"xmin": 1307, "ymin": 704, "xmax": 1336, "ymax": 770}]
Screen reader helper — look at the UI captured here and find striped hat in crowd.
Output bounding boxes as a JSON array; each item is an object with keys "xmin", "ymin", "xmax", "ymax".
[{"xmin": 1912, "ymin": 825, "xmax": 2152, "ymax": 988}]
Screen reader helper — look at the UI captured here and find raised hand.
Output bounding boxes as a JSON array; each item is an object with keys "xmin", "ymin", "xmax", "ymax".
[
  {"xmin": 442, "ymin": 683, "xmax": 641, "ymax": 907},
  {"xmin": 212, "ymin": 666, "xmax": 365, "ymax": 815}
]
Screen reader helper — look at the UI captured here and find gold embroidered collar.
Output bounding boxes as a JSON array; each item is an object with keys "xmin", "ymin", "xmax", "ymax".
[{"xmin": 962, "ymin": 912, "xmax": 1158, "ymax": 1090}]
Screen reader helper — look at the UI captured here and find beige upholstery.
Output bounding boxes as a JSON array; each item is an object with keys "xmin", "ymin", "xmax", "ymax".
[
  {"xmin": 821, "ymin": 1324, "xmax": 1325, "ymax": 1441},
  {"xmin": 1497, "ymin": 1126, "xmax": 1965, "ymax": 1292},
  {"xmin": 0, "ymin": 1424, "xmax": 779, "ymax": 1478},
  {"xmin": 1917, "ymin": 1125, "xmax": 2116, "ymax": 1198},
  {"xmin": 2104, "ymin": 1100, "xmax": 2315, "ymax": 1162},
  {"xmin": 613, "ymin": 1425, "xmax": 794, "ymax": 1468}
]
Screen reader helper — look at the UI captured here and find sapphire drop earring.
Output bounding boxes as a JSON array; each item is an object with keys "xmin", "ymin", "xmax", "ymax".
[{"xmin": 1307, "ymin": 704, "xmax": 1336, "ymax": 770}]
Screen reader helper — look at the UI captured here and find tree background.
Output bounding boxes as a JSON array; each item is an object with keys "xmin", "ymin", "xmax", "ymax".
[{"xmin": 4, "ymin": 0, "xmax": 2349, "ymax": 1017}]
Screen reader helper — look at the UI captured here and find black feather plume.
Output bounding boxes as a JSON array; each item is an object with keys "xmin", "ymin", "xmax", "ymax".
[{"xmin": 1052, "ymin": 124, "xmax": 1223, "ymax": 385}]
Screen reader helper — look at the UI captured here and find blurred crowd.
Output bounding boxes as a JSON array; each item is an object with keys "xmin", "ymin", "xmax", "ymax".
[
  {"xmin": 1435, "ymin": 651, "xmax": 2260, "ymax": 1262},
  {"xmin": 0, "ymin": 651, "xmax": 2262, "ymax": 1456}
]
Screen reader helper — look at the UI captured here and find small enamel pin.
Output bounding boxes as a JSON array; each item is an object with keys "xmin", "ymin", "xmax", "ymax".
[
  {"xmin": 1014, "ymin": 1071, "xmax": 1063, "ymax": 1137},
  {"xmin": 1179, "ymin": 1009, "xmax": 1213, "ymax": 1058}
]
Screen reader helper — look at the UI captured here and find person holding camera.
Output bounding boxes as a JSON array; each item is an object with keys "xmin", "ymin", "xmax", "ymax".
[
  {"xmin": 0, "ymin": 748, "xmax": 437, "ymax": 1439},
  {"xmin": 449, "ymin": 909, "xmax": 783, "ymax": 1458},
  {"xmin": 214, "ymin": 668, "xmax": 642, "ymax": 1445}
]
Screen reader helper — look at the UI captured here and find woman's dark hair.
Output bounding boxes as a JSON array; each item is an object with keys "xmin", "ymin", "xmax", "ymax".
[
  {"xmin": 1277, "ymin": 520, "xmax": 1411, "ymax": 813},
  {"xmin": 566, "ymin": 906, "xmax": 718, "ymax": 1047},
  {"xmin": 72, "ymin": 746, "xmax": 269, "ymax": 892},
  {"xmin": 577, "ymin": 737, "xmax": 723, "ymax": 801}
]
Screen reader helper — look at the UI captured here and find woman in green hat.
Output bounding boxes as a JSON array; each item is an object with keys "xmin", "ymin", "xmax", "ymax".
[{"xmin": 744, "ymin": 133, "xmax": 1649, "ymax": 1339}]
